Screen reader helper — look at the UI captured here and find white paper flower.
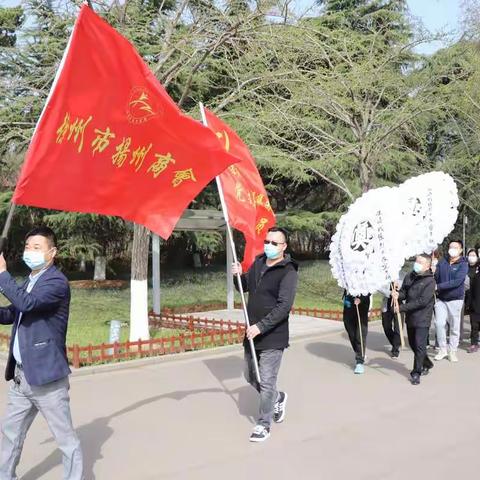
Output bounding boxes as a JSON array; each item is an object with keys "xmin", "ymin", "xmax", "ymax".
[
  {"xmin": 329, "ymin": 187, "xmax": 405, "ymax": 296},
  {"xmin": 398, "ymin": 171, "xmax": 459, "ymax": 256},
  {"xmin": 329, "ymin": 171, "xmax": 459, "ymax": 296}
]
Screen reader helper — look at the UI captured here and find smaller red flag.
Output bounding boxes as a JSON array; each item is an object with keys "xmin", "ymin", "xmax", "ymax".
[{"xmin": 203, "ymin": 108, "xmax": 276, "ymax": 269}]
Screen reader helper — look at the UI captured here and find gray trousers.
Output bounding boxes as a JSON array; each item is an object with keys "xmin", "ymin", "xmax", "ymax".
[
  {"xmin": 0, "ymin": 367, "xmax": 84, "ymax": 480},
  {"xmin": 434, "ymin": 299, "xmax": 464, "ymax": 352},
  {"xmin": 244, "ymin": 348, "xmax": 283, "ymax": 428}
]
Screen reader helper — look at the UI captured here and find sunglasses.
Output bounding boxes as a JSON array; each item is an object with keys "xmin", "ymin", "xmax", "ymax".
[{"xmin": 264, "ymin": 240, "xmax": 285, "ymax": 247}]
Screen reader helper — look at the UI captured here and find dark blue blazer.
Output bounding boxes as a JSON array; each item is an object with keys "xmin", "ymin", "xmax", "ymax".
[{"xmin": 0, "ymin": 265, "xmax": 71, "ymax": 386}]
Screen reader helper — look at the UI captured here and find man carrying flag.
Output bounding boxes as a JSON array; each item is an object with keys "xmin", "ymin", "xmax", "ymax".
[
  {"xmin": 201, "ymin": 108, "xmax": 291, "ymax": 442},
  {"xmin": 233, "ymin": 227, "xmax": 298, "ymax": 442},
  {"xmin": 0, "ymin": 228, "xmax": 84, "ymax": 480}
]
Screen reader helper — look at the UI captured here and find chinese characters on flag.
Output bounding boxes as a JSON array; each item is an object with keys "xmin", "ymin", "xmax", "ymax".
[
  {"xmin": 13, "ymin": 5, "xmax": 239, "ymax": 239},
  {"xmin": 203, "ymin": 107, "xmax": 276, "ymax": 269}
]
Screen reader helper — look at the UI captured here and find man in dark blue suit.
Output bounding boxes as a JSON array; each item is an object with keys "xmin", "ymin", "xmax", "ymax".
[{"xmin": 0, "ymin": 227, "xmax": 83, "ymax": 480}]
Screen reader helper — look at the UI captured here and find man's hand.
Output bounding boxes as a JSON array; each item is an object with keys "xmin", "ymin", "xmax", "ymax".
[
  {"xmin": 0, "ymin": 254, "xmax": 6, "ymax": 273},
  {"xmin": 232, "ymin": 262, "xmax": 242, "ymax": 275},
  {"xmin": 246, "ymin": 325, "xmax": 261, "ymax": 340},
  {"xmin": 391, "ymin": 290, "xmax": 399, "ymax": 301},
  {"xmin": 354, "ymin": 297, "xmax": 361, "ymax": 306}
]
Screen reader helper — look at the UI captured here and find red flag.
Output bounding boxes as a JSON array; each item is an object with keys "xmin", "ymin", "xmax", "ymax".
[
  {"xmin": 13, "ymin": 5, "xmax": 239, "ymax": 239},
  {"xmin": 203, "ymin": 107, "xmax": 276, "ymax": 269}
]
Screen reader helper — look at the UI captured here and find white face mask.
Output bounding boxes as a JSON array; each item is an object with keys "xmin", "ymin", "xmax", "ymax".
[
  {"xmin": 449, "ymin": 248, "xmax": 460, "ymax": 258},
  {"xmin": 468, "ymin": 256, "xmax": 478, "ymax": 265},
  {"xmin": 22, "ymin": 248, "xmax": 54, "ymax": 271}
]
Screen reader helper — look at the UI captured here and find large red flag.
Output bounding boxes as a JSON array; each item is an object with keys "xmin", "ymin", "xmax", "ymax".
[
  {"xmin": 13, "ymin": 5, "xmax": 239, "ymax": 239},
  {"xmin": 203, "ymin": 107, "xmax": 276, "ymax": 269}
]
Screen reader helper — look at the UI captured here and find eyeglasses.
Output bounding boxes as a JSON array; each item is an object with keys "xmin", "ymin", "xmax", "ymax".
[{"xmin": 264, "ymin": 240, "xmax": 285, "ymax": 247}]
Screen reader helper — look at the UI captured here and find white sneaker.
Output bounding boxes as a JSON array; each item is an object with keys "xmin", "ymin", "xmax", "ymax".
[
  {"xmin": 434, "ymin": 350, "xmax": 448, "ymax": 361},
  {"xmin": 249, "ymin": 425, "xmax": 270, "ymax": 442},
  {"xmin": 448, "ymin": 351, "xmax": 459, "ymax": 362}
]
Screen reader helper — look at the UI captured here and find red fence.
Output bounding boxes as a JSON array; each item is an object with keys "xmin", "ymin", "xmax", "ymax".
[
  {"xmin": 68, "ymin": 321, "xmax": 244, "ymax": 368},
  {"xmin": 291, "ymin": 307, "xmax": 382, "ymax": 320},
  {"xmin": 149, "ymin": 312, "xmax": 244, "ymax": 331},
  {"xmin": 0, "ymin": 333, "xmax": 9, "ymax": 349},
  {"xmin": 159, "ymin": 304, "xmax": 382, "ymax": 321}
]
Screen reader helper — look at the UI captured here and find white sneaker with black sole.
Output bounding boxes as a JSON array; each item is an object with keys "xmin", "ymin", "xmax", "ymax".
[
  {"xmin": 249, "ymin": 425, "xmax": 270, "ymax": 442},
  {"xmin": 273, "ymin": 391, "xmax": 288, "ymax": 423}
]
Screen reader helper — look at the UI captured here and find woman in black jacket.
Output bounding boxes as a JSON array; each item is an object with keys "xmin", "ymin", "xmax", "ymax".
[
  {"xmin": 393, "ymin": 254, "xmax": 435, "ymax": 385},
  {"xmin": 467, "ymin": 256, "xmax": 480, "ymax": 353},
  {"xmin": 464, "ymin": 249, "xmax": 478, "ymax": 316}
]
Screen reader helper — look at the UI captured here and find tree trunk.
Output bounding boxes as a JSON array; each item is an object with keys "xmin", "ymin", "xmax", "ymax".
[
  {"xmin": 359, "ymin": 159, "xmax": 372, "ymax": 193},
  {"xmin": 130, "ymin": 223, "xmax": 150, "ymax": 341},
  {"xmin": 93, "ymin": 256, "xmax": 106, "ymax": 280},
  {"xmin": 79, "ymin": 258, "xmax": 86, "ymax": 273}
]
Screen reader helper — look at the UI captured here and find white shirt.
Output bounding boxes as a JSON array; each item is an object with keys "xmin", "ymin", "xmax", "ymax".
[{"xmin": 13, "ymin": 268, "xmax": 48, "ymax": 364}]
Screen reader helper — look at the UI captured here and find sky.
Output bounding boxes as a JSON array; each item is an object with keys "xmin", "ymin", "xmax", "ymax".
[
  {"xmin": 407, "ymin": 0, "xmax": 462, "ymax": 54},
  {"xmin": 0, "ymin": 0, "xmax": 463, "ymax": 55}
]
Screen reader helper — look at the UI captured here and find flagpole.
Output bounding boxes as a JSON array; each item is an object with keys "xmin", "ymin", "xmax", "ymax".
[
  {"xmin": 0, "ymin": 203, "xmax": 16, "ymax": 254},
  {"xmin": 199, "ymin": 102, "xmax": 261, "ymax": 384},
  {"xmin": 1, "ymin": 7, "xmax": 78, "ymax": 254},
  {"xmin": 391, "ymin": 284, "xmax": 405, "ymax": 349}
]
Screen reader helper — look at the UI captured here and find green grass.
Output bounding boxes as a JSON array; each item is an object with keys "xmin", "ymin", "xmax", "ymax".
[{"xmin": 0, "ymin": 260, "xmax": 382, "ymax": 346}]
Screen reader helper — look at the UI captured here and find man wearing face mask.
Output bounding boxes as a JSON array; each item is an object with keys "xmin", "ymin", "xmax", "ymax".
[
  {"xmin": 433, "ymin": 240, "xmax": 468, "ymax": 363},
  {"xmin": 0, "ymin": 227, "xmax": 83, "ymax": 480},
  {"xmin": 232, "ymin": 227, "xmax": 298, "ymax": 443},
  {"xmin": 392, "ymin": 254, "xmax": 435, "ymax": 385}
]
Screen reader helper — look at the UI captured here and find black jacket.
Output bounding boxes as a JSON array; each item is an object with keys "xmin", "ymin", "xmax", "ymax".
[
  {"xmin": 469, "ymin": 268, "xmax": 480, "ymax": 314},
  {"xmin": 398, "ymin": 270, "xmax": 435, "ymax": 328},
  {"xmin": 235, "ymin": 254, "xmax": 298, "ymax": 350},
  {"xmin": 343, "ymin": 292, "xmax": 370, "ymax": 320},
  {"xmin": 465, "ymin": 264, "xmax": 478, "ymax": 314}
]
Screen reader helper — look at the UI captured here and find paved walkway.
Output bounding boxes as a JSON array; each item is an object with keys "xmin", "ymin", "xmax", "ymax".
[
  {"xmin": 0, "ymin": 322, "xmax": 479, "ymax": 479},
  {"xmin": 184, "ymin": 309, "xmax": 345, "ymax": 338}
]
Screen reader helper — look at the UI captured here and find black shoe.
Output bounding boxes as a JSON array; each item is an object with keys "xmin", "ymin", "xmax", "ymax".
[
  {"xmin": 249, "ymin": 425, "xmax": 270, "ymax": 442},
  {"xmin": 273, "ymin": 391, "xmax": 288, "ymax": 423},
  {"xmin": 410, "ymin": 374, "xmax": 421, "ymax": 385},
  {"xmin": 391, "ymin": 349, "xmax": 400, "ymax": 358}
]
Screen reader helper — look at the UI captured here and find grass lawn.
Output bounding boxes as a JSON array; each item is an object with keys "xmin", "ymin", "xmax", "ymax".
[{"xmin": 0, "ymin": 260, "xmax": 382, "ymax": 346}]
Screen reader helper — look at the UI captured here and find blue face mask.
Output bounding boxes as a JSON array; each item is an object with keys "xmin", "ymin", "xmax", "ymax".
[
  {"xmin": 23, "ymin": 249, "xmax": 51, "ymax": 271},
  {"xmin": 264, "ymin": 244, "xmax": 281, "ymax": 260},
  {"xmin": 413, "ymin": 262, "xmax": 423, "ymax": 274}
]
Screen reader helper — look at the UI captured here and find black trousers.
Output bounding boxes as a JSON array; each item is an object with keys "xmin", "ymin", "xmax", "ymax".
[
  {"xmin": 471, "ymin": 313, "xmax": 480, "ymax": 346},
  {"xmin": 407, "ymin": 326, "xmax": 434, "ymax": 376},
  {"xmin": 382, "ymin": 309, "xmax": 401, "ymax": 352},
  {"xmin": 343, "ymin": 306, "xmax": 368, "ymax": 364}
]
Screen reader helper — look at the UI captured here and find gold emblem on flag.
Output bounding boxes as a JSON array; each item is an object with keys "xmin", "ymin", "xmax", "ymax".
[
  {"xmin": 127, "ymin": 87, "xmax": 159, "ymax": 124},
  {"xmin": 216, "ymin": 130, "xmax": 230, "ymax": 152}
]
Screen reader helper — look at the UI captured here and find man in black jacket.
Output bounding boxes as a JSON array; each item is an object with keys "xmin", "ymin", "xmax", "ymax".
[
  {"xmin": 232, "ymin": 227, "xmax": 298, "ymax": 443},
  {"xmin": 393, "ymin": 254, "xmax": 435, "ymax": 385}
]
